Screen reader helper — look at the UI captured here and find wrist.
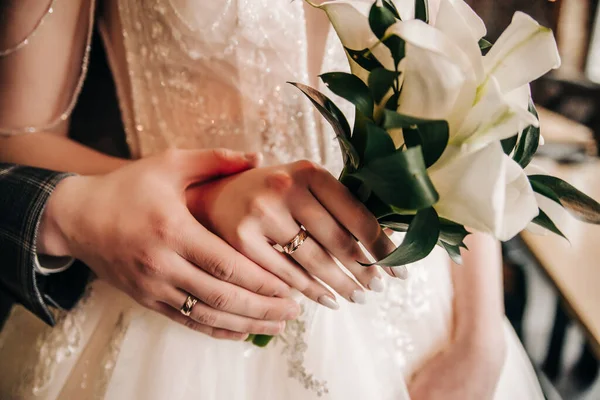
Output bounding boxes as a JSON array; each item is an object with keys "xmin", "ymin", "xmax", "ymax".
[{"xmin": 36, "ymin": 175, "xmax": 87, "ymax": 257}]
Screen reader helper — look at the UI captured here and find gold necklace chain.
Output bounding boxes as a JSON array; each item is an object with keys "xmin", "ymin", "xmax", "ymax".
[{"xmin": 0, "ymin": 0, "xmax": 95, "ymax": 136}]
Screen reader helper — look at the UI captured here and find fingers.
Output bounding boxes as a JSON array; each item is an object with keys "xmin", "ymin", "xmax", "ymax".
[
  {"xmin": 178, "ymin": 220, "xmax": 292, "ymax": 298},
  {"xmin": 291, "ymin": 192, "xmax": 383, "ymax": 291},
  {"xmin": 306, "ymin": 168, "xmax": 398, "ymax": 275},
  {"xmin": 264, "ymin": 216, "xmax": 367, "ymax": 304},
  {"xmin": 165, "ymin": 148, "xmax": 263, "ymax": 185},
  {"xmin": 240, "ymin": 239, "xmax": 341, "ymax": 309},
  {"xmin": 170, "ymin": 255, "xmax": 301, "ymax": 321},
  {"xmin": 152, "ymin": 302, "xmax": 250, "ymax": 341},
  {"xmin": 160, "ymin": 287, "xmax": 286, "ymax": 336}
]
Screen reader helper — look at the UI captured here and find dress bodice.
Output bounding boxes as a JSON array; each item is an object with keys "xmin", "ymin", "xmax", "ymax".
[{"xmin": 99, "ymin": 0, "xmax": 346, "ymax": 175}]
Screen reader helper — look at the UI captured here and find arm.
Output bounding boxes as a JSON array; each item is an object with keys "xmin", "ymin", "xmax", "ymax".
[
  {"xmin": 408, "ymin": 232, "xmax": 507, "ymax": 400},
  {"xmin": 0, "ymin": 163, "xmax": 87, "ymax": 325}
]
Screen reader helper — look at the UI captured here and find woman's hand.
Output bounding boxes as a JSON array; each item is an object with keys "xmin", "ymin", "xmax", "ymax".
[
  {"xmin": 39, "ymin": 149, "xmax": 300, "ymax": 340},
  {"xmin": 188, "ymin": 160, "xmax": 398, "ymax": 309},
  {"xmin": 408, "ymin": 331, "xmax": 506, "ymax": 400}
]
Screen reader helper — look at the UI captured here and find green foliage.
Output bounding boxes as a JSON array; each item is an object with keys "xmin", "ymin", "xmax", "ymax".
[
  {"xmin": 320, "ymin": 72, "xmax": 374, "ymax": 118},
  {"xmin": 478, "ymin": 38, "xmax": 493, "ymax": 55},
  {"xmin": 289, "ymin": 82, "xmax": 359, "ymax": 170},
  {"xmin": 415, "ymin": 0, "xmax": 429, "ymax": 23},
  {"xmin": 529, "ymin": 175, "xmax": 600, "ymax": 224},
  {"xmin": 363, "ymin": 208, "xmax": 440, "ymax": 267},
  {"xmin": 501, "ymin": 134, "xmax": 518, "ymax": 155},
  {"xmin": 531, "ymin": 208, "xmax": 567, "ymax": 240},
  {"xmin": 512, "ymin": 101, "xmax": 540, "ymax": 168},
  {"xmin": 382, "ymin": 110, "xmax": 449, "ymax": 167},
  {"xmin": 345, "ymin": 47, "xmax": 384, "ymax": 71},
  {"xmin": 368, "ymin": 68, "xmax": 399, "ymax": 104},
  {"xmin": 352, "ymin": 146, "xmax": 439, "ymax": 210}
]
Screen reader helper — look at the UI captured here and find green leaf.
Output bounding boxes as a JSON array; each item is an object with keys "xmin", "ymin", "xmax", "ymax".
[
  {"xmin": 363, "ymin": 121, "xmax": 396, "ymax": 164},
  {"xmin": 382, "ymin": 214, "xmax": 469, "ymax": 247},
  {"xmin": 439, "ymin": 241, "xmax": 463, "ymax": 264},
  {"xmin": 528, "ymin": 175, "xmax": 600, "ymax": 224},
  {"xmin": 383, "ymin": 35, "xmax": 406, "ymax": 66},
  {"xmin": 320, "ymin": 72, "xmax": 374, "ymax": 119},
  {"xmin": 369, "ymin": 2, "xmax": 397, "ymax": 39},
  {"xmin": 383, "ymin": 0, "xmax": 401, "ymax": 19},
  {"xmin": 512, "ymin": 101, "xmax": 540, "ymax": 168},
  {"xmin": 529, "ymin": 177, "xmax": 561, "ymax": 205},
  {"xmin": 365, "ymin": 192, "xmax": 395, "ymax": 219},
  {"xmin": 368, "ymin": 68, "xmax": 399, "ymax": 104},
  {"xmin": 352, "ymin": 146, "xmax": 439, "ymax": 210},
  {"xmin": 415, "ymin": 0, "xmax": 429, "ymax": 23},
  {"xmin": 439, "ymin": 219, "xmax": 470, "ymax": 246},
  {"xmin": 363, "ymin": 208, "xmax": 440, "ymax": 267},
  {"xmin": 532, "ymin": 208, "xmax": 568, "ymax": 240},
  {"xmin": 382, "ymin": 109, "xmax": 431, "ymax": 129},
  {"xmin": 382, "ymin": 110, "xmax": 449, "ymax": 167},
  {"xmin": 289, "ymin": 82, "xmax": 359, "ymax": 170},
  {"xmin": 252, "ymin": 334, "xmax": 274, "ymax": 347},
  {"xmin": 345, "ymin": 47, "xmax": 384, "ymax": 72},
  {"xmin": 478, "ymin": 38, "xmax": 493, "ymax": 55},
  {"xmin": 351, "ymin": 110, "xmax": 370, "ymax": 162},
  {"xmin": 501, "ymin": 134, "xmax": 518, "ymax": 155},
  {"xmin": 385, "ymin": 91, "xmax": 401, "ymax": 111}
]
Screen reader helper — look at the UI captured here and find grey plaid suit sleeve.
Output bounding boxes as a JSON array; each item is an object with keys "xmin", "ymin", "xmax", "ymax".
[{"xmin": 0, "ymin": 163, "xmax": 89, "ymax": 326}]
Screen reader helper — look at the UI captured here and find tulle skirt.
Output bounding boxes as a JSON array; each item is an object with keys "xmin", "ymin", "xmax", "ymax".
[{"xmin": 0, "ymin": 243, "xmax": 543, "ymax": 399}]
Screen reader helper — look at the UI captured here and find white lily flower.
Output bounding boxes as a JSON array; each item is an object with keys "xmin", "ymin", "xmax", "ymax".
[
  {"xmin": 481, "ymin": 11, "xmax": 561, "ymax": 96},
  {"xmin": 316, "ymin": 0, "xmax": 395, "ymax": 82},
  {"xmin": 451, "ymin": 77, "xmax": 538, "ymax": 148},
  {"xmin": 429, "ymin": 142, "xmax": 539, "ymax": 240}
]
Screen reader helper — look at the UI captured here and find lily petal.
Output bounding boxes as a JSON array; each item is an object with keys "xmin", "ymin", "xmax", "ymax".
[
  {"xmin": 430, "ymin": 143, "xmax": 538, "ymax": 240},
  {"xmin": 483, "ymin": 12, "xmax": 561, "ymax": 94},
  {"xmin": 453, "ymin": 77, "xmax": 538, "ymax": 146},
  {"xmin": 319, "ymin": 1, "xmax": 395, "ymax": 81},
  {"xmin": 435, "ymin": 0, "xmax": 485, "ymax": 80},
  {"xmin": 387, "ymin": 20, "xmax": 474, "ymax": 120}
]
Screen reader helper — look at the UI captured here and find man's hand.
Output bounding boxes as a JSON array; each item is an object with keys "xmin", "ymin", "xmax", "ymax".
[{"xmin": 38, "ymin": 149, "xmax": 300, "ymax": 340}]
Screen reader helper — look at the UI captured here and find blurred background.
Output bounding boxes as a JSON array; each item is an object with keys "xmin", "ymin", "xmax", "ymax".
[
  {"xmin": 466, "ymin": 1, "xmax": 600, "ymax": 399},
  {"xmin": 69, "ymin": 1, "xmax": 600, "ymax": 399}
]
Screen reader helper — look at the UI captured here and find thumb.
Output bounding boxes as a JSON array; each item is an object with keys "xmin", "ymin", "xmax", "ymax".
[{"xmin": 171, "ymin": 148, "xmax": 262, "ymax": 185}]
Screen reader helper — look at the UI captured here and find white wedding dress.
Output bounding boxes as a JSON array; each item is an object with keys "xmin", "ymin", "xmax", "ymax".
[{"xmin": 0, "ymin": 0, "xmax": 544, "ymax": 399}]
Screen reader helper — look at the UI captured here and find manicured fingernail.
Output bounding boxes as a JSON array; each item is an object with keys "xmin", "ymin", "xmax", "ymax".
[
  {"xmin": 278, "ymin": 321, "xmax": 287, "ymax": 333},
  {"xmin": 318, "ymin": 295, "xmax": 340, "ymax": 310},
  {"xmin": 244, "ymin": 152, "xmax": 262, "ymax": 164},
  {"xmin": 368, "ymin": 276, "xmax": 385, "ymax": 292},
  {"xmin": 284, "ymin": 306, "xmax": 301, "ymax": 320},
  {"xmin": 350, "ymin": 290, "xmax": 367, "ymax": 304},
  {"xmin": 391, "ymin": 265, "xmax": 409, "ymax": 280}
]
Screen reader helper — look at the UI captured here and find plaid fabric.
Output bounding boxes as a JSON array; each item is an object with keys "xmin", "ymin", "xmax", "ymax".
[{"xmin": 0, "ymin": 164, "xmax": 88, "ymax": 326}]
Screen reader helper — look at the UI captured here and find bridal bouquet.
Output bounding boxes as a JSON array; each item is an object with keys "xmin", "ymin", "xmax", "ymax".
[{"xmin": 247, "ymin": 0, "xmax": 600, "ymax": 347}]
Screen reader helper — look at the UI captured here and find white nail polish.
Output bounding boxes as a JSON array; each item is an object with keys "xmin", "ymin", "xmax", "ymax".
[
  {"xmin": 391, "ymin": 265, "xmax": 409, "ymax": 280},
  {"xmin": 368, "ymin": 276, "xmax": 385, "ymax": 292},
  {"xmin": 350, "ymin": 290, "xmax": 367, "ymax": 304},
  {"xmin": 318, "ymin": 295, "xmax": 340, "ymax": 310}
]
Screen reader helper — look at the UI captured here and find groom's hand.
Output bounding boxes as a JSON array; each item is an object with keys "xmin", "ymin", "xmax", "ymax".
[{"xmin": 39, "ymin": 149, "xmax": 300, "ymax": 340}]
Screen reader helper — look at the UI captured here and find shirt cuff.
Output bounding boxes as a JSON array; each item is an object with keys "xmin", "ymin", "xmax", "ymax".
[{"xmin": 34, "ymin": 254, "xmax": 75, "ymax": 275}]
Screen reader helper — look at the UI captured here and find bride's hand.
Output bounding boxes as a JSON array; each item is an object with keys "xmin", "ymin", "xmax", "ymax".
[
  {"xmin": 189, "ymin": 160, "xmax": 398, "ymax": 308},
  {"xmin": 40, "ymin": 149, "xmax": 300, "ymax": 340},
  {"xmin": 407, "ymin": 330, "xmax": 506, "ymax": 400}
]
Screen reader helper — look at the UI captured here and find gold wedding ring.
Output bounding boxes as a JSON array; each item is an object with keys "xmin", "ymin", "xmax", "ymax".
[
  {"xmin": 282, "ymin": 226, "xmax": 309, "ymax": 255},
  {"xmin": 180, "ymin": 294, "xmax": 198, "ymax": 317}
]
